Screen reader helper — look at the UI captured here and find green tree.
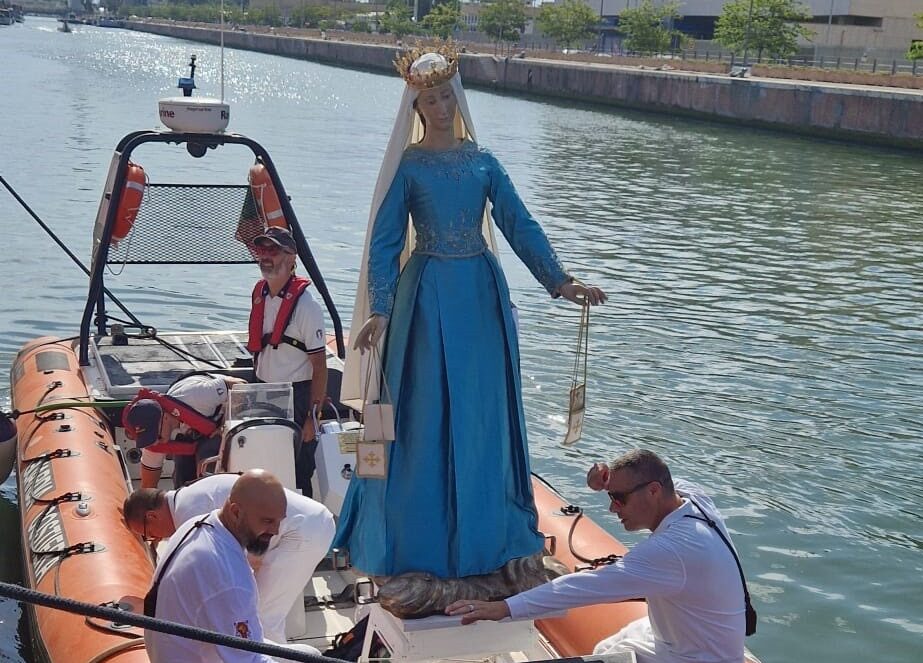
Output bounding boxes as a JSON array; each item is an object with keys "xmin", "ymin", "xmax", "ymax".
[
  {"xmin": 618, "ymin": 0, "xmax": 688, "ymax": 54},
  {"xmin": 480, "ymin": 0, "xmax": 525, "ymax": 51},
  {"xmin": 381, "ymin": 0, "xmax": 415, "ymax": 38},
  {"xmin": 291, "ymin": 4, "xmax": 337, "ymax": 28},
  {"xmin": 536, "ymin": 0, "xmax": 599, "ymax": 50},
  {"xmin": 351, "ymin": 18, "xmax": 373, "ymax": 33},
  {"xmin": 249, "ymin": 4, "xmax": 282, "ymax": 27},
  {"xmin": 907, "ymin": 13, "xmax": 923, "ymax": 60},
  {"xmin": 101, "ymin": 0, "xmax": 123, "ymax": 14},
  {"xmin": 422, "ymin": 0, "xmax": 462, "ymax": 40},
  {"xmin": 714, "ymin": 0, "xmax": 814, "ymax": 60}
]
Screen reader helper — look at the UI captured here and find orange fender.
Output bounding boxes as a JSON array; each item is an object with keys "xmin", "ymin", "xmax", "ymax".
[
  {"xmin": 112, "ymin": 162, "xmax": 145, "ymax": 244},
  {"xmin": 12, "ymin": 338, "xmax": 152, "ymax": 663},
  {"xmin": 249, "ymin": 162, "xmax": 286, "ymax": 228}
]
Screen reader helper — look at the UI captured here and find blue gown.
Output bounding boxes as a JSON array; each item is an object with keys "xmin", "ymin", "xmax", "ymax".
[{"xmin": 333, "ymin": 141, "xmax": 569, "ymax": 578}]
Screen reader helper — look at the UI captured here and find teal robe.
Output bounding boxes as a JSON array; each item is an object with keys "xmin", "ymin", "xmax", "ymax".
[{"xmin": 333, "ymin": 142, "xmax": 569, "ymax": 578}]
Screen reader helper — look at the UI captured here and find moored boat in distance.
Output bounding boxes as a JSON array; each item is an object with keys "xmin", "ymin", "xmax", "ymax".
[
  {"xmin": 0, "ymin": 8, "xmax": 14, "ymax": 25},
  {"xmin": 97, "ymin": 16, "xmax": 125, "ymax": 28}
]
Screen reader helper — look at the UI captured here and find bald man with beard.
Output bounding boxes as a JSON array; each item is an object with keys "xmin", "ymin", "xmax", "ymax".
[
  {"xmin": 124, "ymin": 472, "xmax": 335, "ymax": 644},
  {"xmin": 144, "ymin": 470, "xmax": 321, "ymax": 663}
]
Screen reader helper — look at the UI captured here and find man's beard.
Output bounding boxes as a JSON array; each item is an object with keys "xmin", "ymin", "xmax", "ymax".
[
  {"xmin": 259, "ymin": 260, "xmax": 282, "ymax": 278},
  {"xmin": 246, "ymin": 534, "xmax": 272, "ymax": 556}
]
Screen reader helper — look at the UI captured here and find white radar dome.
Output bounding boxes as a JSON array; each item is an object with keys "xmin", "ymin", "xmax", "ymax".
[{"xmin": 158, "ymin": 97, "xmax": 230, "ymax": 133}]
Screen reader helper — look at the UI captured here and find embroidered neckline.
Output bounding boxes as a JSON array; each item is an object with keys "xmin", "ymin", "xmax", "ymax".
[{"xmin": 408, "ymin": 138, "xmax": 474, "ymax": 152}]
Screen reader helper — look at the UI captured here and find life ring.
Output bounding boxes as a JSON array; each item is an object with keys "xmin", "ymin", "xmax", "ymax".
[
  {"xmin": 248, "ymin": 162, "xmax": 286, "ymax": 228},
  {"xmin": 111, "ymin": 161, "xmax": 146, "ymax": 244}
]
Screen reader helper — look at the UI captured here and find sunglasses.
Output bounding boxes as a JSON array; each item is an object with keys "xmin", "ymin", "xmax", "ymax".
[
  {"xmin": 607, "ymin": 479, "xmax": 660, "ymax": 507},
  {"xmin": 140, "ymin": 513, "xmax": 158, "ymax": 543},
  {"xmin": 253, "ymin": 243, "xmax": 283, "ymax": 257}
]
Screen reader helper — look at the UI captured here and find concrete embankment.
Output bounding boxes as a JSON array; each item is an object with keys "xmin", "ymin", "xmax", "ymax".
[{"xmin": 127, "ymin": 21, "xmax": 923, "ymax": 150}]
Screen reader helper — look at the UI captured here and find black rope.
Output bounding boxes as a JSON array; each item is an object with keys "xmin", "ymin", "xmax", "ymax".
[
  {"xmin": 11, "ymin": 399, "xmax": 129, "ymax": 420},
  {"xmin": 0, "ymin": 581, "xmax": 347, "ymax": 663},
  {"xmin": 28, "ymin": 492, "xmax": 85, "ymax": 546},
  {"xmin": 561, "ymin": 505, "xmax": 623, "ymax": 569},
  {"xmin": 15, "ymin": 408, "xmax": 75, "ymax": 442},
  {"xmin": 0, "ymin": 176, "xmax": 144, "ymax": 328},
  {"xmin": 92, "ymin": 600, "xmax": 144, "ymax": 639},
  {"xmin": 25, "ymin": 335, "xmax": 81, "ymax": 350},
  {"xmin": 529, "ymin": 473, "xmax": 624, "ymax": 569},
  {"xmin": 34, "ymin": 541, "xmax": 98, "ymax": 558},
  {"xmin": 12, "ymin": 404, "xmax": 91, "ymax": 452},
  {"xmin": 21, "ymin": 448, "xmax": 76, "ymax": 464},
  {"xmin": 35, "ymin": 381, "xmax": 63, "ymax": 407},
  {"xmin": 31, "ymin": 490, "xmax": 83, "ymax": 508}
]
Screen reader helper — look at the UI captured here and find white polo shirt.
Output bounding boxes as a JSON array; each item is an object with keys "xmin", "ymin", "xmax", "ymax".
[
  {"xmin": 167, "ymin": 473, "xmax": 239, "ymax": 526},
  {"xmin": 140, "ymin": 374, "xmax": 229, "ymax": 472},
  {"xmin": 505, "ymin": 480, "xmax": 746, "ymax": 663},
  {"xmin": 254, "ymin": 287, "xmax": 326, "ymax": 384},
  {"xmin": 165, "ymin": 473, "xmax": 334, "ymax": 551},
  {"xmin": 144, "ymin": 510, "xmax": 276, "ymax": 662},
  {"xmin": 164, "ymin": 473, "xmax": 335, "ymax": 646}
]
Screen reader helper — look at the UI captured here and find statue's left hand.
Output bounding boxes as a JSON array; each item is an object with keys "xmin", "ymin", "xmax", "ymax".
[
  {"xmin": 353, "ymin": 314, "xmax": 389, "ymax": 352},
  {"xmin": 558, "ymin": 281, "xmax": 607, "ymax": 306}
]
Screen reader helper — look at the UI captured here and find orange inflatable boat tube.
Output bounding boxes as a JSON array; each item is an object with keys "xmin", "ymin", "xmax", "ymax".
[{"xmin": 12, "ymin": 338, "xmax": 152, "ymax": 663}]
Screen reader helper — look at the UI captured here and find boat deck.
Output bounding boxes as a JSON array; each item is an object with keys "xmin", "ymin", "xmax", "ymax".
[{"xmin": 89, "ymin": 332, "xmax": 254, "ymax": 398}]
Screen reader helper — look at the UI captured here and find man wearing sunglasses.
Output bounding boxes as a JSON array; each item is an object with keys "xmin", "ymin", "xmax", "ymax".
[
  {"xmin": 246, "ymin": 227, "xmax": 328, "ymax": 497},
  {"xmin": 446, "ymin": 449, "xmax": 749, "ymax": 663}
]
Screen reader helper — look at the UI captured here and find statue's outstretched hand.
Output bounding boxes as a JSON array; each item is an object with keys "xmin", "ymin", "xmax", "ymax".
[
  {"xmin": 558, "ymin": 281, "xmax": 607, "ymax": 306},
  {"xmin": 353, "ymin": 314, "xmax": 389, "ymax": 352}
]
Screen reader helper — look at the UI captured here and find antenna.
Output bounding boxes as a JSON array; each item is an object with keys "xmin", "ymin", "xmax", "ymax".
[{"xmin": 220, "ymin": 0, "xmax": 226, "ymax": 103}]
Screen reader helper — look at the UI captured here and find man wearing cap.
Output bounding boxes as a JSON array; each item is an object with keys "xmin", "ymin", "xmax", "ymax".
[
  {"xmin": 247, "ymin": 227, "xmax": 328, "ymax": 496},
  {"xmin": 125, "ymin": 373, "xmax": 247, "ymax": 489}
]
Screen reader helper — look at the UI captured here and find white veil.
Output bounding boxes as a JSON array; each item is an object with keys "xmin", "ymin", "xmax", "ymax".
[{"xmin": 341, "ymin": 61, "xmax": 499, "ymax": 411}]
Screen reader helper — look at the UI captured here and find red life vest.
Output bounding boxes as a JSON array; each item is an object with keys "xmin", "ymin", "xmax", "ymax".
[
  {"xmin": 123, "ymin": 388, "xmax": 221, "ymax": 456},
  {"xmin": 246, "ymin": 275, "xmax": 312, "ymax": 354}
]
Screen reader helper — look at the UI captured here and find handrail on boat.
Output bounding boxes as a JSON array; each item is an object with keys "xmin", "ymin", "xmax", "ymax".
[
  {"xmin": 0, "ymin": 580, "xmax": 343, "ymax": 663},
  {"xmin": 77, "ymin": 130, "xmax": 346, "ymax": 366}
]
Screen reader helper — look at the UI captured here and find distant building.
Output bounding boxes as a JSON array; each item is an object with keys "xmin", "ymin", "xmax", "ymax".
[
  {"xmin": 578, "ymin": 0, "xmax": 921, "ymax": 59},
  {"xmin": 460, "ymin": 0, "xmax": 538, "ymax": 36}
]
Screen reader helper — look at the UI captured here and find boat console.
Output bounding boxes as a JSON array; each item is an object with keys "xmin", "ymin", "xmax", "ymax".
[{"xmin": 205, "ymin": 381, "xmax": 302, "ymax": 490}]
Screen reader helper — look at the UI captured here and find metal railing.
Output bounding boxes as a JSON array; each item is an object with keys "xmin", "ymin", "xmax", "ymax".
[
  {"xmin": 682, "ymin": 51, "xmax": 922, "ymax": 76},
  {"xmin": 467, "ymin": 40, "xmax": 922, "ymax": 77}
]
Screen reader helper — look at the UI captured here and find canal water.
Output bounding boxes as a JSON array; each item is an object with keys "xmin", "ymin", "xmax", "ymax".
[{"xmin": 1, "ymin": 16, "xmax": 921, "ymax": 662}]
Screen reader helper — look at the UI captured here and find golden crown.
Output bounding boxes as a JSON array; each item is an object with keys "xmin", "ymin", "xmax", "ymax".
[{"xmin": 394, "ymin": 43, "xmax": 460, "ymax": 90}]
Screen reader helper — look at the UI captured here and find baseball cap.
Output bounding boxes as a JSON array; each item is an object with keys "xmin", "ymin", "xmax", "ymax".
[
  {"xmin": 124, "ymin": 399, "xmax": 164, "ymax": 449},
  {"xmin": 253, "ymin": 227, "xmax": 297, "ymax": 254}
]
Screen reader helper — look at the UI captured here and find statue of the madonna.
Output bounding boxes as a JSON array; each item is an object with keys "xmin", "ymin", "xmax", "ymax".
[{"xmin": 335, "ymin": 45, "xmax": 607, "ymax": 616}]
